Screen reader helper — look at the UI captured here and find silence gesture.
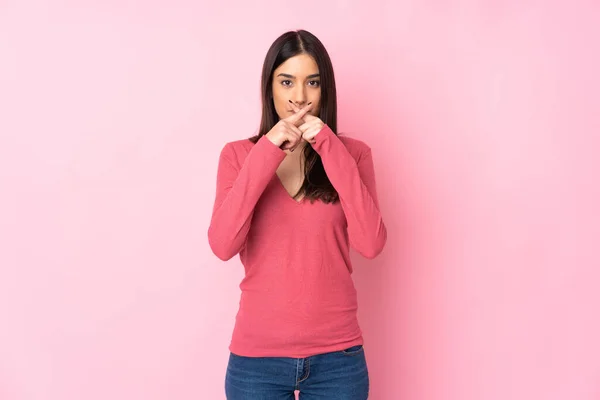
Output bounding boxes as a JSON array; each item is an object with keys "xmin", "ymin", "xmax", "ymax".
[
  {"xmin": 265, "ymin": 103, "xmax": 314, "ymax": 151},
  {"xmin": 287, "ymin": 100, "xmax": 325, "ymax": 145}
]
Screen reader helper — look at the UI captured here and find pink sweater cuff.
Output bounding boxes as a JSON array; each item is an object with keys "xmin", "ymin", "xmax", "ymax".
[{"xmin": 312, "ymin": 124, "xmax": 335, "ymax": 152}]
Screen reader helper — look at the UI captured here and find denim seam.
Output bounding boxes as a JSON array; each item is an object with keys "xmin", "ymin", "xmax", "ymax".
[
  {"xmin": 294, "ymin": 359, "xmax": 303, "ymax": 388},
  {"xmin": 298, "ymin": 358, "xmax": 310, "ymax": 383}
]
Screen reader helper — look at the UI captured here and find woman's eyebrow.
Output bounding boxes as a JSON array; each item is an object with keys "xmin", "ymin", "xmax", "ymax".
[{"xmin": 276, "ymin": 73, "xmax": 321, "ymax": 79}]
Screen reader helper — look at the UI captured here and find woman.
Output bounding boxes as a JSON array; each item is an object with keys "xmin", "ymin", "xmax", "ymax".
[{"xmin": 208, "ymin": 29, "xmax": 387, "ymax": 400}]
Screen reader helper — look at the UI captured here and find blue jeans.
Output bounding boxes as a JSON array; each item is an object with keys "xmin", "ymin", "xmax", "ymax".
[{"xmin": 225, "ymin": 345, "xmax": 369, "ymax": 399}]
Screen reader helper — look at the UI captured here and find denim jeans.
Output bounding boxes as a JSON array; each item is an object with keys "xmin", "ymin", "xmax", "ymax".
[{"xmin": 225, "ymin": 344, "xmax": 369, "ymax": 399}]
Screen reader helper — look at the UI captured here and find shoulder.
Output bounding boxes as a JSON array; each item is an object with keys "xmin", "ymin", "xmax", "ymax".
[
  {"xmin": 218, "ymin": 138, "xmax": 255, "ymax": 165},
  {"xmin": 222, "ymin": 138, "xmax": 255, "ymax": 152},
  {"xmin": 336, "ymin": 133, "xmax": 372, "ymax": 162}
]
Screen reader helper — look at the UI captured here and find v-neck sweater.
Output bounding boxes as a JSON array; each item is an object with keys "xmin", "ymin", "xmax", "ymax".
[{"xmin": 208, "ymin": 125, "xmax": 387, "ymax": 358}]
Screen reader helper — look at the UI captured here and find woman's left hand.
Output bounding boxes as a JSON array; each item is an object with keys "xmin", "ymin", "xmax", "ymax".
[{"xmin": 288, "ymin": 101, "xmax": 324, "ymax": 145}]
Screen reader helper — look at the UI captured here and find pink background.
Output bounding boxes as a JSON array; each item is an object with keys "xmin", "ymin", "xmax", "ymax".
[{"xmin": 1, "ymin": 1, "xmax": 599, "ymax": 399}]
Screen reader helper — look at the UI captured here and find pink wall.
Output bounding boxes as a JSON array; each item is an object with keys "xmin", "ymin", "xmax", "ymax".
[{"xmin": 1, "ymin": 1, "xmax": 599, "ymax": 399}]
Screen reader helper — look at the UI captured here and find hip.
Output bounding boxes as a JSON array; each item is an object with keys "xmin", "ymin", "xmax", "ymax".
[{"xmin": 225, "ymin": 345, "xmax": 369, "ymax": 400}]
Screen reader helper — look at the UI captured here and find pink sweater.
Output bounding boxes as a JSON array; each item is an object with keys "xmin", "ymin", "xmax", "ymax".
[{"xmin": 208, "ymin": 125, "xmax": 387, "ymax": 358}]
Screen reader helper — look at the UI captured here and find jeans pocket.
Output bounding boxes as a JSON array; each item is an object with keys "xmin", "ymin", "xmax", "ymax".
[{"xmin": 341, "ymin": 344, "xmax": 364, "ymax": 356}]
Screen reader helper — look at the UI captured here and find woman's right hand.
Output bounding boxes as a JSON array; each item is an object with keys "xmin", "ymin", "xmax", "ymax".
[{"xmin": 265, "ymin": 103, "xmax": 313, "ymax": 151}]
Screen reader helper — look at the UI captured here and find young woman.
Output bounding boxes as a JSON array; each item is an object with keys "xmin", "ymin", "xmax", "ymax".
[{"xmin": 208, "ymin": 29, "xmax": 387, "ymax": 400}]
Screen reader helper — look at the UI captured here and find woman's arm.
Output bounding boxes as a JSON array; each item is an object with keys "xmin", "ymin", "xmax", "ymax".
[
  {"xmin": 208, "ymin": 136, "xmax": 286, "ymax": 261},
  {"xmin": 312, "ymin": 125, "xmax": 387, "ymax": 259}
]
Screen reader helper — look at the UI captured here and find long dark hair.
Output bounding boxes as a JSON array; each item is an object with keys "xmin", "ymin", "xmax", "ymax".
[{"xmin": 249, "ymin": 30, "xmax": 339, "ymax": 204}]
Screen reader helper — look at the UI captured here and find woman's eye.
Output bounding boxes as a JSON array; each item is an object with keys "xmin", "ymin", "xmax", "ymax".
[{"xmin": 281, "ymin": 80, "xmax": 319, "ymax": 87}]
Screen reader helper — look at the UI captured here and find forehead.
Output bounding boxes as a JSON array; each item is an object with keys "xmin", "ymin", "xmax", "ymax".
[{"xmin": 274, "ymin": 54, "xmax": 319, "ymax": 77}]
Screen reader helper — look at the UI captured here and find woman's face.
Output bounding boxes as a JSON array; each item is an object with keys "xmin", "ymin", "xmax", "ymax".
[{"xmin": 271, "ymin": 53, "xmax": 321, "ymax": 120}]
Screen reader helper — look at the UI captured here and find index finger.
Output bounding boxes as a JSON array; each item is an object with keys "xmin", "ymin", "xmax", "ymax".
[{"xmin": 285, "ymin": 103, "xmax": 313, "ymax": 123}]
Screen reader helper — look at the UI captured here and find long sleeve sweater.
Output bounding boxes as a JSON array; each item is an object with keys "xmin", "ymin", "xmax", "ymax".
[{"xmin": 208, "ymin": 125, "xmax": 387, "ymax": 358}]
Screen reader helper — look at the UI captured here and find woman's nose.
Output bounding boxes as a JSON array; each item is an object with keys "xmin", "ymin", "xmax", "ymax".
[
  {"xmin": 291, "ymin": 100, "xmax": 306, "ymax": 108},
  {"xmin": 292, "ymin": 88, "xmax": 307, "ymax": 105}
]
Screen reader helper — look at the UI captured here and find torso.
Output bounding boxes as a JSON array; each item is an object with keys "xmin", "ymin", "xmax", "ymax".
[{"xmin": 224, "ymin": 133, "xmax": 371, "ymax": 357}]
